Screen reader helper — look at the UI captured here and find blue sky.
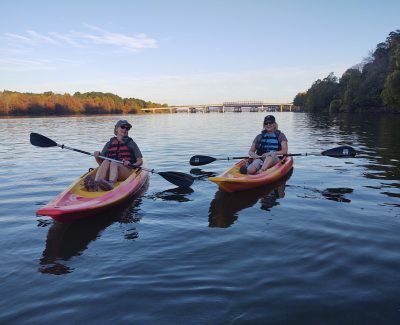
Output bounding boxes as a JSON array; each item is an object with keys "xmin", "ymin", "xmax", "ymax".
[{"xmin": 0, "ymin": 0, "xmax": 399, "ymax": 105}]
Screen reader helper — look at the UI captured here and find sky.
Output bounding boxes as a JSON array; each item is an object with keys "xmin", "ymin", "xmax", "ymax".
[{"xmin": 0, "ymin": 0, "xmax": 399, "ymax": 105}]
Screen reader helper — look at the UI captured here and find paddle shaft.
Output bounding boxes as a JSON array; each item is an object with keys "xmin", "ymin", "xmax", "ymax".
[
  {"xmin": 58, "ymin": 144, "xmax": 157, "ymax": 174},
  {"xmin": 30, "ymin": 132, "xmax": 194, "ymax": 187},
  {"xmin": 225, "ymin": 152, "xmax": 353, "ymax": 159},
  {"xmin": 189, "ymin": 146, "xmax": 356, "ymax": 166},
  {"xmin": 232, "ymin": 153, "xmax": 304, "ymax": 160},
  {"xmin": 204, "ymin": 153, "xmax": 305, "ymax": 161}
]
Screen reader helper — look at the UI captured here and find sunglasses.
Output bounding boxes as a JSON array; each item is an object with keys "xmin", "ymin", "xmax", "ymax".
[
  {"xmin": 264, "ymin": 122, "xmax": 274, "ymax": 125},
  {"xmin": 120, "ymin": 125, "xmax": 131, "ymax": 130}
]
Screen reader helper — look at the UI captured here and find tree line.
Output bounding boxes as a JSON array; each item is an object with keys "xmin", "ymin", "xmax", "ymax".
[
  {"xmin": 0, "ymin": 91, "xmax": 167, "ymax": 116},
  {"xmin": 293, "ymin": 30, "xmax": 400, "ymax": 113}
]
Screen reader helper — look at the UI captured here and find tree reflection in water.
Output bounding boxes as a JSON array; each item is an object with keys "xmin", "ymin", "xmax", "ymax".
[{"xmin": 208, "ymin": 169, "xmax": 293, "ymax": 228}]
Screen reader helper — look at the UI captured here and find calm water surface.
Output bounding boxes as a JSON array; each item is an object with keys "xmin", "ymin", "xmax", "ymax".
[{"xmin": 0, "ymin": 112, "xmax": 399, "ymax": 324}]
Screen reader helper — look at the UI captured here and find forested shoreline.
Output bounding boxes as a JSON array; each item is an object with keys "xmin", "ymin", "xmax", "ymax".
[
  {"xmin": 0, "ymin": 91, "xmax": 167, "ymax": 116},
  {"xmin": 294, "ymin": 30, "xmax": 400, "ymax": 113}
]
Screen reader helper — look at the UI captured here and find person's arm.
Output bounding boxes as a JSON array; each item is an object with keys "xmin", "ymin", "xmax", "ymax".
[
  {"xmin": 94, "ymin": 152, "xmax": 102, "ymax": 165},
  {"xmin": 94, "ymin": 142, "xmax": 110, "ymax": 165},
  {"xmin": 275, "ymin": 132, "xmax": 288, "ymax": 155},
  {"xmin": 278, "ymin": 141, "xmax": 288, "ymax": 155},
  {"xmin": 131, "ymin": 157, "xmax": 143, "ymax": 167},
  {"xmin": 128, "ymin": 141, "xmax": 143, "ymax": 167},
  {"xmin": 248, "ymin": 135, "xmax": 261, "ymax": 158}
]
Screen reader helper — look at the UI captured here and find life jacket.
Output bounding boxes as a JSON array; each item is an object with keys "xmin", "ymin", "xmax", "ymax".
[
  {"xmin": 106, "ymin": 137, "xmax": 136, "ymax": 163},
  {"xmin": 256, "ymin": 130, "xmax": 282, "ymax": 155}
]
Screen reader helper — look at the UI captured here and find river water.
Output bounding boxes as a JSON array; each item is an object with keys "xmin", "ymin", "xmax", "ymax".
[{"xmin": 0, "ymin": 112, "xmax": 399, "ymax": 324}]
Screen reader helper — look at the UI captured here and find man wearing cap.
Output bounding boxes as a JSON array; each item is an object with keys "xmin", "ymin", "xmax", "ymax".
[
  {"xmin": 88, "ymin": 120, "xmax": 143, "ymax": 191},
  {"xmin": 244, "ymin": 115, "xmax": 288, "ymax": 175}
]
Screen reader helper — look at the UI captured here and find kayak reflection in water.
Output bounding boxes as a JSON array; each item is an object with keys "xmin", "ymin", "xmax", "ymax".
[
  {"xmin": 260, "ymin": 181, "xmax": 286, "ymax": 211},
  {"xmin": 38, "ymin": 190, "xmax": 146, "ymax": 275},
  {"xmin": 208, "ymin": 169, "xmax": 292, "ymax": 228}
]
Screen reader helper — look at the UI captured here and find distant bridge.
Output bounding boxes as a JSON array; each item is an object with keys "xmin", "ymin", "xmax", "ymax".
[{"xmin": 141, "ymin": 101, "xmax": 295, "ymax": 113}]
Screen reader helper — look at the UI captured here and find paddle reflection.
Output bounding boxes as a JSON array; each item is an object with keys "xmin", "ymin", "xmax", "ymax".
[
  {"xmin": 298, "ymin": 185, "xmax": 354, "ymax": 203},
  {"xmin": 38, "ymin": 186, "xmax": 147, "ymax": 275},
  {"xmin": 148, "ymin": 186, "xmax": 194, "ymax": 202},
  {"xmin": 208, "ymin": 169, "xmax": 293, "ymax": 228},
  {"xmin": 321, "ymin": 188, "xmax": 353, "ymax": 203},
  {"xmin": 190, "ymin": 168, "xmax": 218, "ymax": 181}
]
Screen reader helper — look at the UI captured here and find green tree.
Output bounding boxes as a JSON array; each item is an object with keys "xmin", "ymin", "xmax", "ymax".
[
  {"xmin": 293, "ymin": 92, "xmax": 307, "ymax": 108},
  {"xmin": 339, "ymin": 68, "xmax": 362, "ymax": 110},
  {"xmin": 305, "ymin": 73, "xmax": 339, "ymax": 112},
  {"xmin": 293, "ymin": 30, "xmax": 400, "ymax": 112},
  {"xmin": 382, "ymin": 69, "xmax": 400, "ymax": 107}
]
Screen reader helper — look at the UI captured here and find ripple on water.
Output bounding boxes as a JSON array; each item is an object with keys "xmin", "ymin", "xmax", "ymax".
[{"xmin": 1, "ymin": 113, "xmax": 400, "ymax": 323}]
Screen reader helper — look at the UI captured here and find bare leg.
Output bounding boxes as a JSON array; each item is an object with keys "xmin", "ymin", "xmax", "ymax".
[
  {"xmin": 95, "ymin": 160, "xmax": 110, "ymax": 181},
  {"xmin": 108, "ymin": 163, "xmax": 132, "ymax": 182},
  {"xmin": 247, "ymin": 158, "xmax": 263, "ymax": 175},
  {"xmin": 258, "ymin": 154, "xmax": 280, "ymax": 173},
  {"xmin": 116, "ymin": 165, "xmax": 133, "ymax": 181},
  {"xmin": 109, "ymin": 162, "xmax": 119, "ymax": 183}
]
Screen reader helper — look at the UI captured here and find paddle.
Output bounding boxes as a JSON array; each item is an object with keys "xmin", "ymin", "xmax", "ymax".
[
  {"xmin": 30, "ymin": 132, "xmax": 194, "ymax": 187},
  {"xmin": 189, "ymin": 146, "xmax": 357, "ymax": 166}
]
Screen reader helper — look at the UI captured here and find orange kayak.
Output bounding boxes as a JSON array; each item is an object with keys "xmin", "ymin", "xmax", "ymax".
[
  {"xmin": 37, "ymin": 168, "xmax": 149, "ymax": 222},
  {"xmin": 208, "ymin": 156, "xmax": 293, "ymax": 192}
]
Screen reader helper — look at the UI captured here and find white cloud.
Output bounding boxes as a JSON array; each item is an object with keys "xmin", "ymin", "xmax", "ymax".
[
  {"xmin": 2, "ymin": 25, "xmax": 158, "ymax": 52},
  {"xmin": 0, "ymin": 58, "xmax": 80, "ymax": 71},
  {"xmin": 26, "ymin": 30, "xmax": 61, "ymax": 45},
  {"xmin": 0, "ymin": 58, "xmax": 58, "ymax": 71},
  {"xmin": 80, "ymin": 24, "xmax": 157, "ymax": 50}
]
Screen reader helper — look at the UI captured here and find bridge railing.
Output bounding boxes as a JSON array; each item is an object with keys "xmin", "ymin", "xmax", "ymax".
[{"xmin": 142, "ymin": 102, "xmax": 294, "ymax": 113}]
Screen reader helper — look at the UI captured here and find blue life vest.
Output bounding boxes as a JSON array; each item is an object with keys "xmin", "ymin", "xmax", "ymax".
[{"xmin": 256, "ymin": 130, "xmax": 282, "ymax": 155}]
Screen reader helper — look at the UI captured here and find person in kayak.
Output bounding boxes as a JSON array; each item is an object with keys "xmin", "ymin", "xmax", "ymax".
[
  {"xmin": 86, "ymin": 120, "xmax": 143, "ymax": 191},
  {"xmin": 244, "ymin": 115, "xmax": 288, "ymax": 175}
]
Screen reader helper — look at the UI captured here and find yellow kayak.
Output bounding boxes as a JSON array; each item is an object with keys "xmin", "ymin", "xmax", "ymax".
[
  {"xmin": 208, "ymin": 156, "xmax": 293, "ymax": 192},
  {"xmin": 37, "ymin": 168, "xmax": 149, "ymax": 222}
]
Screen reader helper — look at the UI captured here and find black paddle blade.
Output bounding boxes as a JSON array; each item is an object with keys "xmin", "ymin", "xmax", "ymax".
[
  {"xmin": 190, "ymin": 155, "xmax": 217, "ymax": 166},
  {"xmin": 158, "ymin": 171, "xmax": 195, "ymax": 187},
  {"xmin": 321, "ymin": 146, "xmax": 356, "ymax": 157},
  {"xmin": 30, "ymin": 133, "xmax": 58, "ymax": 147}
]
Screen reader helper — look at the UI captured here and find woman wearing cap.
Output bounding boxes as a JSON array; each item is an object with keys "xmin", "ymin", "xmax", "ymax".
[
  {"xmin": 245, "ymin": 115, "xmax": 288, "ymax": 175},
  {"xmin": 85, "ymin": 120, "xmax": 143, "ymax": 191}
]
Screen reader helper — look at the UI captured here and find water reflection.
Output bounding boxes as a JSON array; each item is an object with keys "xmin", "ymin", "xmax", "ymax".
[
  {"xmin": 208, "ymin": 169, "xmax": 293, "ymax": 228},
  {"xmin": 295, "ymin": 185, "xmax": 354, "ymax": 203},
  {"xmin": 321, "ymin": 188, "xmax": 353, "ymax": 203},
  {"xmin": 39, "ymin": 190, "xmax": 146, "ymax": 275},
  {"xmin": 147, "ymin": 186, "xmax": 194, "ymax": 202},
  {"xmin": 190, "ymin": 168, "xmax": 218, "ymax": 181},
  {"xmin": 304, "ymin": 113, "xmax": 400, "ymax": 204}
]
